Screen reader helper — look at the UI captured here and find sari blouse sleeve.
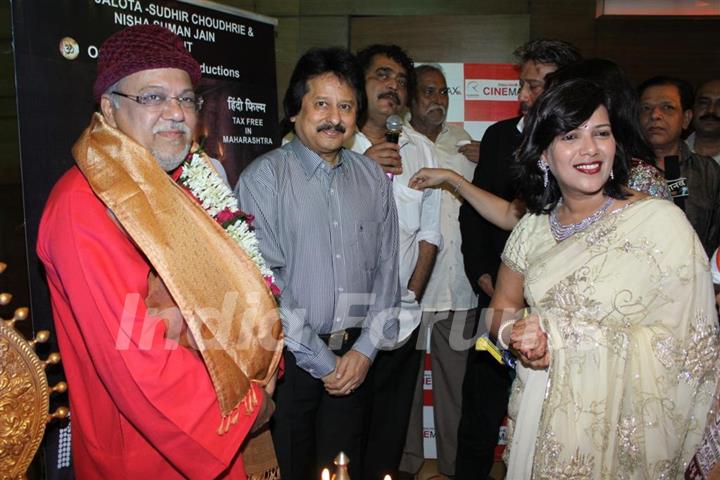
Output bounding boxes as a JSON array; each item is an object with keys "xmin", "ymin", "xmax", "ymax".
[{"xmin": 501, "ymin": 212, "xmax": 538, "ymax": 275}]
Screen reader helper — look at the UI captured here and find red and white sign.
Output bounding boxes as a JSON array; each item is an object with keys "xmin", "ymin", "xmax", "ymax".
[
  {"xmin": 422, "ymin": 350, "xmax": 436, "ymax": 459},
  {"xmin": 434, "ymin": 62, "xmax": 520, "ymax": 141},
  {"xmin": 465, "ymin": 79, "xmax": 520, "ymax": 101}
]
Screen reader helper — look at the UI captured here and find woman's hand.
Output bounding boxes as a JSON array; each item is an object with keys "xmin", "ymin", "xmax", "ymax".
[
  {"xmin": 409, "ymin": 167, "xmax": 459, "ymax": 190},
  {"xmin": 510, "ymin": 313, "xmax": 550, "ymax": 369}
]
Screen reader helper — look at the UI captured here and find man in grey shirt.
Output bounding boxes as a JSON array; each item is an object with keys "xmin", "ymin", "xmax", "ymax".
[
  {"xmin": 639, "ymin": 75, "xmax": 720, "ymax": 256},
  {"xmin": 235, "ymin": 47, "xmax": 400, "ymax": 480}
]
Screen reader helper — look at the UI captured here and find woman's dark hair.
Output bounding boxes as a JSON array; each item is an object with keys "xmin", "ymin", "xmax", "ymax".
[
  {"xmin": 280, "ymin": 47, "xmax": 365, "ymax": 136},
  {"xmin": 545, "ymin": 58, "xmax": 655, "ymax": 164},
  {"xmin": 515, "ymin": 78, "xmax": 630, "ymax": 214}
]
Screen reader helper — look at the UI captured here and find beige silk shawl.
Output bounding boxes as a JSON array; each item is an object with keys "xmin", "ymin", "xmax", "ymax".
[
  {"xmin": 72, "ymin": 113, "xmax": 283, "ymax": 425},
  {"xmin": 502, "ymin": 197, "xmax": 720, "ymax": 479}
]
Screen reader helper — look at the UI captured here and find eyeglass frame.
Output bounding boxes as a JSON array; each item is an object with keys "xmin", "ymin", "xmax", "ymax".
[{"xmin": 111, "ymin": 91, "xmax": 204, "ymax": 112}]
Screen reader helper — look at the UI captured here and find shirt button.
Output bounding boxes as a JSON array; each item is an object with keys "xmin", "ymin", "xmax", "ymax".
[
  {"xmin": 333, "ymin": 221, "xmax": 339, "ymax": 227},
  {"xmin": 336, "ymin": 317, "xmax": 341, "ymax": 322},
  {"xmin": 330, "ymin": 188, "xmax": 335, "ymax": 194},
  {"xmin": 338, "ymin": 287, "xmax": 344, "ymax": 292},
  {"xmin": 336, "ymin": 254, "xmax": 341, "ymax": 259}
]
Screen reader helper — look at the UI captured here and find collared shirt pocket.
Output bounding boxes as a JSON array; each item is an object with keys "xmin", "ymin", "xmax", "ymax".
[
  {"xmin": 393, "ymin": 182, "xmax": 424, "ymax": 234},
  {"xmin": 354, "ymin": 220, "xmax": 381, "ymax": 272}
]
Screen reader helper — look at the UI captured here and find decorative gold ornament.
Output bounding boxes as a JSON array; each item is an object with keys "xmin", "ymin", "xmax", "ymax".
[
  {"xmin": 0, "ymin": 263, "xmax": 68, "ymax": 478},
  {"xmin": 331, "ymin": 452, "xmax": 351, "ymax": 480}
]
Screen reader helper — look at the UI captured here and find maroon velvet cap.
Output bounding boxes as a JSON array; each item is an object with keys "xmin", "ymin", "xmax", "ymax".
[{"xmin": 93, "ymin": 25, "xmax": 201, "ymax": 102}]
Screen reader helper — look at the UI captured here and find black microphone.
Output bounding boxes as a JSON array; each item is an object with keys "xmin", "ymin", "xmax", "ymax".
[
  {"xmin": 664, "ymin": 155, "xmax": 687, "ymax": 210},
  {"xmin": 385, "ymin": 114, "xmax": 403, "ymax": 144}
]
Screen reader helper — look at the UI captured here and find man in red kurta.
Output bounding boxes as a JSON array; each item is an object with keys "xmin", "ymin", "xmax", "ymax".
[{"xmin": 36, "ymin": 25, "xmax": 281, "ymax": 479}]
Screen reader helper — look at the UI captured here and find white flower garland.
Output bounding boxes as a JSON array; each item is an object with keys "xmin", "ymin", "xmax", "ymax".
[{"xmin": 179, "ymin": 153, "xmax": 275, "ymax": 282}]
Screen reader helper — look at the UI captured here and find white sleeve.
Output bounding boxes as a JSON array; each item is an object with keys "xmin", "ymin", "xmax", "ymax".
[{"xmin": 712, "ymin": 248, "xmax": 720, "ymax": 284}]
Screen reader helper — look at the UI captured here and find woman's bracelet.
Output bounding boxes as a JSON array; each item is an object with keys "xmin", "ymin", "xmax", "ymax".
[
  {"xmin": 453, "ymin": 177, "xmax": 463, "ymax": 194},
  {"xmin": 496, "ymin": 318, "xmax": 516, "ymax": 350}
]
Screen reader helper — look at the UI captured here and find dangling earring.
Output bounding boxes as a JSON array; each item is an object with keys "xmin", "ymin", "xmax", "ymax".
[
  {"xmin": 537, "ymin": 159, "xmax": 550, "ymax": 188},
  {"xmin": 610, "ymin": 169, "xmax": 615, "ymax": 180}
]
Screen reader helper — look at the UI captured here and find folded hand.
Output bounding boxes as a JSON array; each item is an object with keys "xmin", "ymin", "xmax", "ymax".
[
  {"xmin": 323, "ymin": 350, "xmax": 371, "ymax": 396},
  {"xmin": 510, "ymin": 313, "xmax": 550, "ymax": 369}
]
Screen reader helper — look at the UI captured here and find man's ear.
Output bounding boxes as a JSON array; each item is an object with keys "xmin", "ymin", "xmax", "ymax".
[
  {"xmin": 682, "ymin": 109, "xmax": 693, "ymax": 130},
  {"xmin": 100, "ymin": 95, "xmax": 118, "ymax": 128}
]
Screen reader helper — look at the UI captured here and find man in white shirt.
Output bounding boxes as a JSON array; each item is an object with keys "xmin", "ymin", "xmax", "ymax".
[
  {"xmin": 399, "ymin": 64, "xmax": 478, "ymax": 478},
  {"xmin": 352, "ymin": 44, "xmax": 443, "ymax": 479}
]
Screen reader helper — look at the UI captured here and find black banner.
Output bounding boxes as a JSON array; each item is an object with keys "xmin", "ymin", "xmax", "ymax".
[{"xmin": 11, "ymin": 0, "xmax": 278, "ymax": 476}]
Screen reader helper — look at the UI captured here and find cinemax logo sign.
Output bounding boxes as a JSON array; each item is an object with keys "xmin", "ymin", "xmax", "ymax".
[{"xmin": 465, "ymin": 80, "xmax": 520, "ymax": 101}]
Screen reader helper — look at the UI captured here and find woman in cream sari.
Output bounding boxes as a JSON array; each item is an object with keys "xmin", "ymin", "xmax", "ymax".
[{"xmin": 487, "ymin": 79, "xmax": 717, "ymax": 479}]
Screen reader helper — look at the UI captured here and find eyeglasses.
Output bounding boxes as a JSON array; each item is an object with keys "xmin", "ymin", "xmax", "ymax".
[{"xmin": 112, "ymin": 91, "xmax": 204, "ymax": 112}]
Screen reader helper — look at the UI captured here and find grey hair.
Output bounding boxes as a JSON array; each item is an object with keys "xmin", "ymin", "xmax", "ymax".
[
  {"xmin": 414, "ymin": 63, "xmax": 445, "ymax": 77},
  {"xmin": 513, "ymin": 39, "xmax": 581, "ymax": 69}
]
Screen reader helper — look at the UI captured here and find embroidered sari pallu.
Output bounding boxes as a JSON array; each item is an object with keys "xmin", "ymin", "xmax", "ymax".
[{"xmin": 503, "ymin": 198, "xmax": 720, "ymax": 479}]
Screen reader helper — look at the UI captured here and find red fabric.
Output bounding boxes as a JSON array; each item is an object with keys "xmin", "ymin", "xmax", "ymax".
[
  {"xmin": 37, "ymin": 167, "xmax": 259, "ymax": 479},
  {"xmin": 93, "ymin": 25, "xmax": 201, "ymax": 101}
]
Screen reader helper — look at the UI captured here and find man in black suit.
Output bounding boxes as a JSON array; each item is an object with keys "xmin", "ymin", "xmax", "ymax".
[{"xmin": 455, "ymin": 39, "xmax": 580, "ymax": 479}]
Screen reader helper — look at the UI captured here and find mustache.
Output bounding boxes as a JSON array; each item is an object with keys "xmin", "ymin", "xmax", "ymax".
[
  {"xmin": 378, "ymin": 91, "xmax": 401, "ymax": 105},
  {"xmin": 317, "ymin": 122, "xmax": 347, "ymax": 133},
  {"xmin": 426, "ymin": 104, "xmax": 447, "ymax": 116},
  {"xmin": 153, "ymin": 121, "xmax": 191, "ymax": 134},
  {"xmin": 699, "ymin": 113, "xmax": 720, "ymax": 122}
]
